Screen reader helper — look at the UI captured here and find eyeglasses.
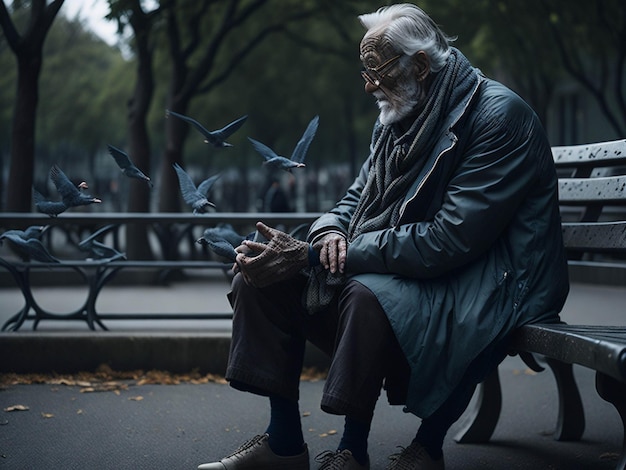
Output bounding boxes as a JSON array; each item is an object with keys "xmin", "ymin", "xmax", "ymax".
[{"xmin": 360, "ymin": 54, "xmax": 402, "ymax": 87}]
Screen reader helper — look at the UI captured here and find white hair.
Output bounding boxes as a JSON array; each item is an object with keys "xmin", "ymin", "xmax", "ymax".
[{"xmin": 359, "ymin": 3, "xmax": 455, "ymax": 72}]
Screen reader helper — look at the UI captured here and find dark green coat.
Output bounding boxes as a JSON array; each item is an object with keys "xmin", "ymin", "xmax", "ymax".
[{"xmin": 308, "ymin": 77, "xmax": 570, "ymax": 417}]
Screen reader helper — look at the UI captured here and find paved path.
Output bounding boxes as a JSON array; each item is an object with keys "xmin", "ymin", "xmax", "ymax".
[
  {"xmin": 0, "ymin": 362, "xmax": 622, "ymax": 469},
  {"xmin": 0, "ymin": 279, "xmax": 625, "ymax": 469}
]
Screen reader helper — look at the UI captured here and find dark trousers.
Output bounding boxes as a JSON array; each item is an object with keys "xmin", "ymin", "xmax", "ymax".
[{"xmin": 226, "ymin": 272, "xmax": 505, "ymax": 437}]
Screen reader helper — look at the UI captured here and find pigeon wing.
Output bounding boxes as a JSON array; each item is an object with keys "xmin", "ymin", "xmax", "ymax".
[
  {"xmin": 50, "ymin": 165, "xmax": 81, "ymax": 202},
  {"xmin": 32, "ymin": 188, "xmax": 46, "ymax": 204},
  {"xmin": 166, "ymin": 110, "xmax": 211, "ymax": 139},
  {"xmin": 291, "ymin": 115, "xmax": 319, "ymax": 164},
  {"xmin": 248, "ymin": 137, "xmax": 279, "ymax": 162},
  {"xmin": 172, "ymin": 163, "xmax": 203, "ymax": 206},
  {"xmin": 107, "ymin": 145, "xmax": 134, "ymax": 171},
  {"xmin": 213, "ymin": 115, "xmax": 248, "ymax": 141},
  {"xmin": 206, "ymin": 239, "xmax": 237, "ymax": 263},
  {"xmin": 3, "ymin": 232, "xmax": 59, "ymax": 263},
  {"xmin": 196, "ymin": 173, "xmax": 221, "ymax": 198}
]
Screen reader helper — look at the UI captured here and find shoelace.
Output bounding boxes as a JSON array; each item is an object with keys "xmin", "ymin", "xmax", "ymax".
[
  {"xmin": 315, "ymin": 449, "xmax": 353, "ymax": 469},
  {"xmin": 223, "ymin": 434, "xmax": 265, "ymax": 459},
  {"xmin": 387, "ymin": 443, "xmax": 424, "ymax": 470}
]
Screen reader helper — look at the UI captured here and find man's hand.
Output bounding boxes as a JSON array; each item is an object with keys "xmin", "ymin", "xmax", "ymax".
[
  {"xmin": 234, "ymin": 222, "xmax": 310, "ymax": 288},
  {"xmin": 313, "ymin": 232, "xmax": 347, "ymax": 274}
]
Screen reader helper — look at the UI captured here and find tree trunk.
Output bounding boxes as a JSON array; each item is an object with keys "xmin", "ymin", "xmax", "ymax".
[
  {"xmin": 6, "ymin": 53, "xmax": 40, "ymax": 212},
  {"xmin": 125, "ymin": 9, "xmax": 155, "ymax": 260}
]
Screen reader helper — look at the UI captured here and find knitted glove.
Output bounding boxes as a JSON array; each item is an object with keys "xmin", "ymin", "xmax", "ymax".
[{"xmin": 236, "ymin": 222, "xmax": 311, "ymax": 288}]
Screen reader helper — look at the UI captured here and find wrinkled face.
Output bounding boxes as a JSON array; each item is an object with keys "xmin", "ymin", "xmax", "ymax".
[{"xmin": 360, "ymin": 34, "xmax": 422, "ymax": 126}]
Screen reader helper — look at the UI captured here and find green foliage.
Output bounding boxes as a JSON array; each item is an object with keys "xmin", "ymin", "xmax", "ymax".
[
  {"xmin": 2, "ymin": 0, "xmax": 625, "ymax": 210},
  {"xmin": 38, "ymin": 15, "xmax": 132, "ymax": 155},
  {"xmin": 0, "ymin": 10, "xmax": 132, "ymax": 178}
]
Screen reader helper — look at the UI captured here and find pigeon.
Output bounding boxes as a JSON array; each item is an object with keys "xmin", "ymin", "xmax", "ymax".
[
  {"xmin": 172, "ymin": 163, "xmax": 220, "ymax": 214},
  {"xmin": 197, "ymin": 237, "xmax": 238, "ymax": 263},
  {"xmin": 47, "ymin": 165, "xmax": 101, "ymax": 211},
  {"xmin": 0, "ymin": 227, "xmax": 59, "ymax": 263},
  {"xmin": 196, "ymin": 226, "xmax": 247, "ymax": 263},
  {"xmin": 199, "ymin": 225, "xmax": 246, "ymax": 248},
  {"xmin": 78, "ymin": 224, "xmax": 126, "ymax": 261},
  {"xmin": 33, "ymin": 188, "xmax": 68, "ymax": 217},
  {"xmin": 107, "ymin": 144, "xmax": 153, "ymax": 187},
  {"xmin": 248, "ymin": 115, "xmax": 319, "ymax": 172},
  {"xmin": 166, "ymin": 110, "xmax": 248, "ymax": 148}
]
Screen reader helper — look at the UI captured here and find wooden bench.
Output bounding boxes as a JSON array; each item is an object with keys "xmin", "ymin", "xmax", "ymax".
[{"xmin": 454, "ymin": 139, "xmax": 626, "ymax": 470}]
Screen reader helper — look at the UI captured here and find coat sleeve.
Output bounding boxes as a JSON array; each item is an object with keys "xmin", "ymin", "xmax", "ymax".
[{"xmin": 347, "ymin": 94, "xmax": 552, "ymax": 278}]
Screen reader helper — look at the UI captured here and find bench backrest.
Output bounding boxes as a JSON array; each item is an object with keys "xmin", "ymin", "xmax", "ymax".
[{"xmin": 553, "ymin": 139, "xmax": 626, "ymax": 264}]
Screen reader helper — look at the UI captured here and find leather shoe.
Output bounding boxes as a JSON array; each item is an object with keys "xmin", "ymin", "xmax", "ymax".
[
  {"xmin": 197, "ymin": 433, "xmax": 309, "ymax": 469},
  {"xmin": 385, "ymin": 441, "xmax": 444, "ymax": 469},
  {"xmin": 315, "ymin": 449, "xmax": 370, "ymax": 469}
]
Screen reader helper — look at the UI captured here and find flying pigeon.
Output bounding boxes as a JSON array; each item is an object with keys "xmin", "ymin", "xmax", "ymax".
[
  {"xmin": 48, "ymin": 165, "xmax": 101, "ymax": 210},
  {"xmin": 166, "ymin": 110, "xmax": 248, "ymax": 148},
  {"xmin": 0, "ymin": 227, "xmax": 59, "ymax": 263},
  {"xmin": 107, "ymin": 144, "xmax": 153, "ymax": 187},
  {"xmin": 172, "ymin": 163, "xmax": 220, "ymax": 214},
  {"xmin": 78, "ymin": 224, "xmax": 126, "ymax": 261},
  {"xmin": 248, "ymin": 115, "xmax": 319, "ymax": 172}
]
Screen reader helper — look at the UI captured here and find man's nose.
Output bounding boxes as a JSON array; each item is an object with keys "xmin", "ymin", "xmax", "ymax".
[{"xmin": 364, "ymin": 80, "xmax": 379, "ymax": 94}]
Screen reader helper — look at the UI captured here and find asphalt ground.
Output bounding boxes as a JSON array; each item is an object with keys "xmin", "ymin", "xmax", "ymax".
[{"xmin": 0, "ymin": 277, "xmax": 625, "ymax": 469}]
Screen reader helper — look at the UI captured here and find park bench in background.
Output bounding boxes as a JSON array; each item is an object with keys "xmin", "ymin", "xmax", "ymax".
[
  {"xmin": 0, "ymin": 212, "xmax": 319, "ymax": 331},
  {"xmin": 455, "ymin": 139, "xmax": 626, "ymax": 470}
]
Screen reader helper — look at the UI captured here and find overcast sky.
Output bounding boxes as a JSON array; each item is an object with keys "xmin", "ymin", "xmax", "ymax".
[{"xmin": 61, "ymin": 0, "xmax": 118, "ymax": 45}]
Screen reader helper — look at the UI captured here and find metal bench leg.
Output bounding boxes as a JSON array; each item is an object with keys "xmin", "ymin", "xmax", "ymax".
[
  {"xmin": 595, "ymin": 373, "xmax": 626, "ymax": 470},
  {"xmin": 545, "ymin": 357, "xmax": 585, "ymax": 441},
  {"xmin": 453, "ymin": 368, "xmax": 501, "ymax": 443}
]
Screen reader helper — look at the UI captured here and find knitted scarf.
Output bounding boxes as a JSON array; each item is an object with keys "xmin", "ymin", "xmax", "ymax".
[
  {"xmin": 347, "ymin": 48, "xmax": 479, "ymax": 241},
  {"xmin": 305, "ymin": 48, "xmax": 480, "ymax": 313}
]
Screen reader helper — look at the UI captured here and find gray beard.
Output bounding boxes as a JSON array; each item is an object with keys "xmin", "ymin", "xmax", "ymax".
[{"xmin": 375, "ymin": 79, "xmax": 424, "ymax": 126}]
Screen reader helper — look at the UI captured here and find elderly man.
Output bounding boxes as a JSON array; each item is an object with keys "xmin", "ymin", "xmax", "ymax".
[{"xmin": 198, "ymin": 3, "xmax": 569, "ymax": 470}]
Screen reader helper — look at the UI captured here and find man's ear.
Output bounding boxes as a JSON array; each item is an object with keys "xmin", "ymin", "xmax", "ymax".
[{"xmin": 413, "ymin": 51, "xmax": 431, "ymax": 82}]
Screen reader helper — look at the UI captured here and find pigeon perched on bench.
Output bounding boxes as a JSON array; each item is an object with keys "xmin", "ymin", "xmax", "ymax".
[
  {"xmin": 0, "ymin": 226, "xmax": 59, "ymax": 263},
  {"xmin": 49, "ymin": 165, "xmax": 102, "ymax": 209}
]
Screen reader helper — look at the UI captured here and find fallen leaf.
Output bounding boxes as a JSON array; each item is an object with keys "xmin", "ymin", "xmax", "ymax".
[
  {"xmin": 4, "ymin": 405, "xmax": 29, "ymax": 412},
  {"xmin": 41, "ymin": 413, "xmax": 54, "ymax": 419},
  {"xmin": 129, "ymin": 396, "xmax": 144, "ymax": 401},
  {"xmin": 302, "ymin": 411, "xmax": 311, "ymax": 417}
]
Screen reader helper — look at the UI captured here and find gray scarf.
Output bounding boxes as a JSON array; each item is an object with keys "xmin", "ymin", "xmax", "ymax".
[{"xmin": 305, "ymin": 48, "xmax": 480, "ymax": 313}]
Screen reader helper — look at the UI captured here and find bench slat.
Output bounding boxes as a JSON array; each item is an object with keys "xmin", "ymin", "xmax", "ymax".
[
  {"xmin": 562, "ymin": 221, "xmax": 626, "ymax": 252},
  {"xmin": 511, "ymin": 324, "xmax": 626, "ymax": 382},
  {"xmin": 553, "ymin": 139, "xmax": 626, "ymax": 168},
  {"xmin": 558, "ymin": 175, "xmax": 626, "ymax": 205}
]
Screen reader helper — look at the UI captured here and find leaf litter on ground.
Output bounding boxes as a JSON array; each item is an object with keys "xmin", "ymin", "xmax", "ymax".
[{"xmin": 0, "ymin": 364, "xmax": 328, "ymax": 393}]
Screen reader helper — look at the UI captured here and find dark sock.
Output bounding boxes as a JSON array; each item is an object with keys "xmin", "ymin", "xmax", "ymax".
[
  {"xmin": 338, "ymin": 416, "xmax": 371, "ymax": 466},
  {"xmin": 265, "ymin": 395, "xmax": 304, "ymax": 457}
]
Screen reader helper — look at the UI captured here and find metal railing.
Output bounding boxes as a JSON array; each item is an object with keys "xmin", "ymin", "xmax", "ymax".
[{"xmin": 0, "ymin": 212, "xmax": 321, "ymax": 331}]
